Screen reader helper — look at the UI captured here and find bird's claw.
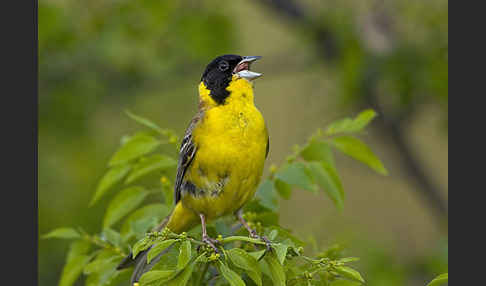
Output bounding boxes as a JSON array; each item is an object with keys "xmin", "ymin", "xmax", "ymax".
[{"xmin": 250, "ymin": 231, "xmax": 272, "ymax": 260}]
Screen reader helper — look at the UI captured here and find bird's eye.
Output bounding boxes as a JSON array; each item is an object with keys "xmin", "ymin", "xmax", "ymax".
[{"xmin": 218, "ymin": 61, "xmax": 229, "ymax": 72}]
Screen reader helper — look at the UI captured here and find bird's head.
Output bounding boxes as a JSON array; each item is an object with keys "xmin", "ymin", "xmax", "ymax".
[{"xmin": 200, "ymin": 54, "xmax": 262, "ymax": 105}]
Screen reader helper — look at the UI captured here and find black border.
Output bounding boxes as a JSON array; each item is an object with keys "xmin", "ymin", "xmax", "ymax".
[{"xmin": 2, "ymin": 0, "xmax": 38, "ymax": 285}]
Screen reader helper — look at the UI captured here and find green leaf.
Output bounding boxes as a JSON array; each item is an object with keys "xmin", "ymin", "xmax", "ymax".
[
  {"xmin": 177, "ymin": 240, "xmax": 192, "ymax": 270},
  {"xmin": 275, "ymin": 162, "xmax": 318, "ymax": 194},
  {"xmin": 248, "ymin": 249, "xmax": 266, "ymax": 261},
  {"xmin": 102, "ymin": 228, "xmax": 122, "ymax": 247},
  {"xmin": 274, "ymin": 179, "xmax": 292, "ymax": 200},
  {"xmin": 306, "ymin": 162, "xmax": 344, "ymax": 210},
  {"xmin": 42, "ymin": 228, "xmax": 80, "ymax": 239},
  {"xmin": 66, "ymin": 240, "xmax": 92, "ymax": 262},
  {"xmin": 85, "ymin": 272, "xmax": 99, "ymax": 286},
  {"xmin": 273, "ymin": 243, "xmax": 289, "ymax": 265},
  {"xmin": 300, "ymin": 139, "xmax": 335, "ymax": 167},
  {"xmin": 268, "ymin": 229, "xmax": 278, "ymax": 240},
  {"xmin": 103, "ymin": 186, "xmax": 149, "ymax": 228},
  {"xmin": 217, "ymin": 261, "xmax": 246, "ymax": 286},
  {"xmin": 125, "ymin": 110, "xmax": 165, "ymax": 134},
  {"xmin": 86, "ymin": 267, "xmax": 130, "ymax": 286},
  {"xmin": 125, "ymin": 154, "xmax": 177, "ymax": 184},
  {"xmin": 334, "ymin": 266, "xmax": 365, "ymax": 283},
  {"xmin": 104, "ymin": 269, "xmax": 132, "ymax": 286},
  {"xmin": 352, "ymin": 109, "xmax": 377, "ymax": 129},
  {"xmin": 338, "ymin": 257, "xmax": 360, "ymax": 263},
  {"xmin": 59, "ymin": 254, "xmax": 91, "ymax": 286},
  {"xmin": 131, "ymin": 217, "xmax": 159, "ymax": 239},
  {"xmin": 89, "ymin": 164, "xmax": 131, "ymax": 206},
  {"xmin": 139, "ymin": 270, "xmax": 175, "ymax": 286},
  {"xmin": 326, "ymin": 118, "xmax": 353, "ymax": 135},
  {"xmin": 326, "ymin": 109, "xmax": 377, "ymax": 135},
  {"xmin": 255, "ymin": 179, "xmax": 279, "ymax": 212},
  {"xmin": 150, "ymin": 246, "xmax": 180, "ymax": 271},
  {"xmin": 426, "ymin": 273, "xmax": 448, "ymax": 286},
  {"xmin": 147, "ymin": 239, "xmax": 177, "ymax": 264},
  {"xmin": 331, "ymin": 136, "xmax": 388, "ymax": 175},
  {"xmin": 227, "ymin": 248, "xmax": 263, "ymax": 286},
  {"xmin": 83, "ymin": 255, "xmax": 118, "ymax": 275},
  {"xmin": 132, "ymin": 236, "xmax": 154, "ymax": 258},
  {"xmin": 265, "ymin": 226, "xmax": 305, "ymax": 248},
  {"xmin": 264, "ymin": 253, "xmax": 286, "ymax": 286},
  {"xmin": 121, "ymin": 203, "xmax": 170, "ymax": 236},
  {"xmin": 58, "ymin": 241, "xmax": 92, "ymax": 286},
  {"xmin": 109, "ymin": 133, "xmax": 161, "ymax": 166},
  {"xmin": 166, "ymin": 258, "xmax": 196, "ymax": 286},
  {"xmin": 98, "ymin": 259, "xmax": 122, "ymax": 284}
]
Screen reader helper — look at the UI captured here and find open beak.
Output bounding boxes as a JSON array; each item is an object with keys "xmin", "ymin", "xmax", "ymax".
[{"xmin": 233, "ymin": 56, "xmax": 262, "ymax": 81}]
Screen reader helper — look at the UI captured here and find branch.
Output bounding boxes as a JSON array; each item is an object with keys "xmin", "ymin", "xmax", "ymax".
[{"xmin": 361, "ymin": 69, "xmax": 448, "ymax": 221}]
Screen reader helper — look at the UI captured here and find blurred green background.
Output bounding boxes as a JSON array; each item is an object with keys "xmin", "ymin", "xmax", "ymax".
[{"xmin": 39, "ymin": 0, "xmax": 448, "ymax": 285}]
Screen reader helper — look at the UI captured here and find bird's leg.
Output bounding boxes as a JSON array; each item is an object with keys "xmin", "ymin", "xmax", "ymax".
[
  {"xmin": 199, "ymin": 213, "xmax": 220, "ymax": 253},
  {"xmin": 236, "ymin": 210, "xmax": 272, "ymax": 255}
]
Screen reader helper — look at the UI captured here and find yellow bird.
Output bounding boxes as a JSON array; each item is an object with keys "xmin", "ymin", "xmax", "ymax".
[{"xmin": 118, "ymin": 55, "xmax": 270, "ymax": 283}]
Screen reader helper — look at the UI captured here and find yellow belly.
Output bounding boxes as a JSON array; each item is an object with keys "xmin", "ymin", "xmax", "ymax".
[{"xmin": 181, "ymin": 78, "xmax": 267, "ymax": 220}]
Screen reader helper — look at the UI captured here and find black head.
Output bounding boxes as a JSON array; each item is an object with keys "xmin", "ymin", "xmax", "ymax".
[{"xmin": 201, "ymin": 54, "xmax": 262, "ymax": 104}]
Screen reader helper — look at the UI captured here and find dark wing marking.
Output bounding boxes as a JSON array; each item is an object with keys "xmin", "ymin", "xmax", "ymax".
[
  {"xmin": 265, "ymin": 136, "xmax": 270, "ymax": 159},
  {"xmin": 174, "ymin": 113, "xmax": 202, "ymax": 204}
]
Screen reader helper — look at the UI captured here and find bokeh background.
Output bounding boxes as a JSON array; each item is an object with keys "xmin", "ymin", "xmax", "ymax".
[{"xmin": 39, "ymin": 0, "xmax": 448, "ymax": 285}]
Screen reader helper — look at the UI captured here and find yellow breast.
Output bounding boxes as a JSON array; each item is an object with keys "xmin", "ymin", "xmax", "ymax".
[{"xmin": 182, "ymin": 76, "xmax": 268, "ymax": 219}]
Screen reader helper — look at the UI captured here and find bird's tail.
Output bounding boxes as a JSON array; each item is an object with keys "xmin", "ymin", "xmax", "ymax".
[{"xmin": 116, "ymin": 202, "xmax": 199, "ymax": 284}]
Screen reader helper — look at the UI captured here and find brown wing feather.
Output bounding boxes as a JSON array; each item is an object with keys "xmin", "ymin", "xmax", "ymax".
[{"xmin": 174, "ymin": 112, "xmax": 202, "ymax": 204}]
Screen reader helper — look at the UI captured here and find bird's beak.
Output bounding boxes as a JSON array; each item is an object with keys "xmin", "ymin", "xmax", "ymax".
[{"xmin": 233, "ymin": 56, "xmax": 262, "ymax": 81}]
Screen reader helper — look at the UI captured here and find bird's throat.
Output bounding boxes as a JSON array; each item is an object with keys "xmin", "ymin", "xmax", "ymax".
[{"xmin": 199, "ymin": 75, "xmax": 255, "ymax": 108}]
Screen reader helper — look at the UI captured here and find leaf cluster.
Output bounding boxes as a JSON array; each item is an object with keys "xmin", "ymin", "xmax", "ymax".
[
  {"xmin": 257, "ymin": 109, "xmax": 386, "ymax": 212},
  {"xmin": 43, "ymin": 110, "xmax": 386, "ymax": 286}
]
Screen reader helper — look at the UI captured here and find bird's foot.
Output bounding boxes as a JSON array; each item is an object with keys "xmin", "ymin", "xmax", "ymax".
[
  {"xmin": 202, "ymin": 235, "xmax": 220, "ymax": 253},
  {"xmin": 236, "ymin": 211, "xmax": 272, "ymax": 259},
  {"xmin": 250, "ymin": 230, "xmax": 272, "ymax": 259}
]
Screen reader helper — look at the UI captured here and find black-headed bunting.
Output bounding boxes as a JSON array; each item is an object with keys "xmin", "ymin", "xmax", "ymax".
[{"xmin": 117, "ymin": 55, "xmax": 269, "ymax": 285}]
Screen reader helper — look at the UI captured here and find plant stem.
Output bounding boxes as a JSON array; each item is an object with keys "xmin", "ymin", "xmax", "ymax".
[
  {"xmin": 220, "ymin": 236, "xmax": 267, "ymax": 245},
  {"xmin": 165, "ymin": 232, "xmax": 268, "ymax": 246}
]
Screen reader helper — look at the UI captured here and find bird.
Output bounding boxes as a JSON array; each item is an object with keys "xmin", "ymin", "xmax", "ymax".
[{"xmin": 117, "ymin": 54, "xmax": 270, "ymax": 284}]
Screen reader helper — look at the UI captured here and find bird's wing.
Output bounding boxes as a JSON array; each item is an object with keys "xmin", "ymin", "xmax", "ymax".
[{"xmin": 174, "ymin": 112, "xmax": 202, "ymax": 204}]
